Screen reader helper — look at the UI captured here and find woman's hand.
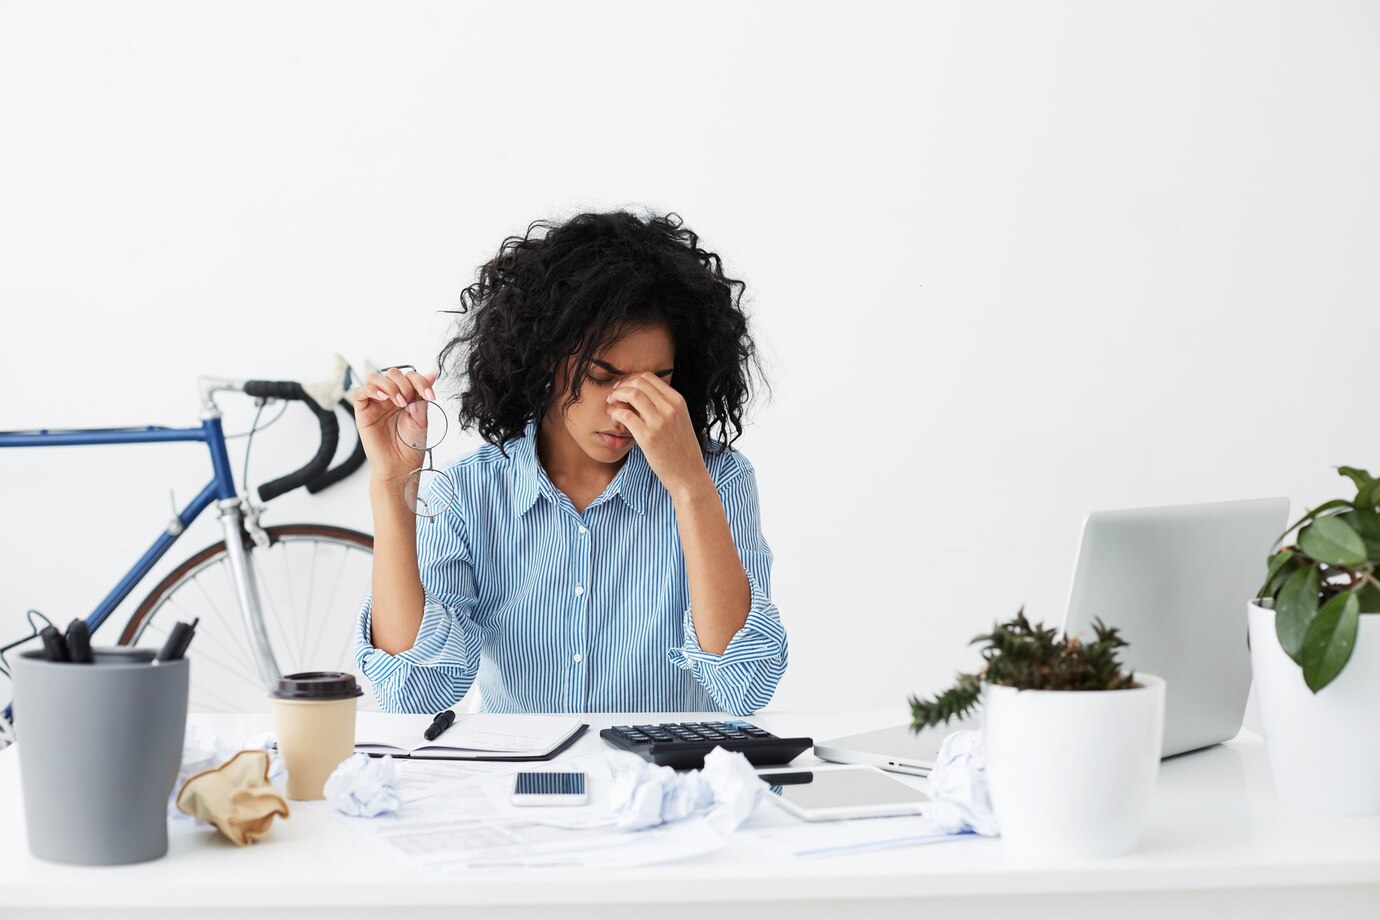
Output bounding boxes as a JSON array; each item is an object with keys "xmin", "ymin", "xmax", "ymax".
[
  {"xmin": 606, "ymin": 372, "xmax": 712, "ymax": 499},
  {"xmin": 350, "ymin": 367, "xmax": 438, "ymax": 485}
]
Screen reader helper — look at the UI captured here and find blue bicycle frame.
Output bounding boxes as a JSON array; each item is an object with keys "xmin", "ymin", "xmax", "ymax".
[
  {"xmin": 0, "ymin": 383, "xmax": 285, "ymax": 719},
  {"xmin": 0, "ymin": 419, "xmax": 236, "ymax": 636}
]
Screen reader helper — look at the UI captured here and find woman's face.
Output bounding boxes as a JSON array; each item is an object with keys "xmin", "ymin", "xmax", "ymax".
[{"xmin": 547, "ymin": 323, "xmax": 676, "ymax": 465}]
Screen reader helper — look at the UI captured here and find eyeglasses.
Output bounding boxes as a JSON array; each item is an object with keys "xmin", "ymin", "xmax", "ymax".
[{"xmin": 394, "ymin": 399, "xmax": 457, "ymax": 520}]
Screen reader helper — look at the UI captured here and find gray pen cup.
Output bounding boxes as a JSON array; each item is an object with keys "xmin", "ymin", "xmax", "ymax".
[{"xmin": 11, "ymin": 648, "xmax": 188, "ymax": 865}]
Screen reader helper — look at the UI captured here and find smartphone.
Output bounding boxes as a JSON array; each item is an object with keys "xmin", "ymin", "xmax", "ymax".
[{"xmin": 511, "ymin": 771, "xmax": 588, "ymax": 806}]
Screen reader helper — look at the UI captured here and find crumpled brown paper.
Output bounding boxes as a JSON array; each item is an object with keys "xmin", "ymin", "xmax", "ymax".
[{"xmin": 176, "ymin": 749, "xmax": 290, "ymax": 846}]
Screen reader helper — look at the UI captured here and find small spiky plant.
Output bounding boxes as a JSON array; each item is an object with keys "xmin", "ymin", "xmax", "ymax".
[{"xmin": 909, "ymin": 608, "xmax": 1137, "ymax": 732}]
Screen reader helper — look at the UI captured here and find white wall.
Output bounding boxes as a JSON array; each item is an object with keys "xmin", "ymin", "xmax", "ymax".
[{"xmin": 2, "ymin": 0, "xmax": 1378, "ymax": 713}]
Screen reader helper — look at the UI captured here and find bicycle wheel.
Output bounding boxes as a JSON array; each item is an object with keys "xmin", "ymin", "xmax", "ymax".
[{"xmin": 119, "ymin": 524, "xmax": 377, "ymax": 713}]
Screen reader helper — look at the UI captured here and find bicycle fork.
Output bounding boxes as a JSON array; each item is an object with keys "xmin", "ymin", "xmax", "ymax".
[{"xmin": 216, "ymin": 498, "xmax": 282, "ymax": 689}]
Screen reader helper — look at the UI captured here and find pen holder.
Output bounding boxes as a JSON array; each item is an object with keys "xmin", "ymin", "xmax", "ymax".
[{"xmin": 11, "ymin": 648, "xmax": 189, "ymax": 865}]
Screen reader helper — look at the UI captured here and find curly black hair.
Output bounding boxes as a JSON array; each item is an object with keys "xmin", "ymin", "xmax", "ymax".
[{"xmin": 439, "ymin": 209, "xmax": 765, "ymax": 454}]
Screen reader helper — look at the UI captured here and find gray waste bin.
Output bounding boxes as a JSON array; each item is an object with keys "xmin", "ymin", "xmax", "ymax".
[{"xmin": 12, "ymin": 647, "xmax": 188, "ymax": 865}]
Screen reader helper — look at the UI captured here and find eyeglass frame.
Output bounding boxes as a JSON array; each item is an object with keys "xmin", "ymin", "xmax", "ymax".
[{"xmin": 394, "ymin": 397, "xmax": 457, "ymax": 521}]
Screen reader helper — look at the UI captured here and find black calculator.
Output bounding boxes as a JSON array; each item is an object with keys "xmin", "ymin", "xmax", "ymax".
[{"xmin": 599, "ymin": 720, "xmax": 813, "ymax": 770}]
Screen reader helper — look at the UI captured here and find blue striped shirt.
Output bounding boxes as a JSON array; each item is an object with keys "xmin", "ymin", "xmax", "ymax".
[{"xmin": 352, "ymin": 420, "xmax": 788, "ymax": 716}]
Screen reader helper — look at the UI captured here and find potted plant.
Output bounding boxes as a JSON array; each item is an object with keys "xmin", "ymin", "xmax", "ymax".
[
  {"xmin": 909, "ymin": 610, "xmax": 1165, "ymax": 857},
  {"xmin": 1251, "ymin": 465, "xmax": 1380, "ymax": 816}
]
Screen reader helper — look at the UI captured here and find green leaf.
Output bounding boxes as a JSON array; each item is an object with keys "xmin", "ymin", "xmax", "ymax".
[
  {"xmin": 1273, "ymin": 499, "xmax": 1354, "ymax": 548},
  {"xmin": 1340, "ymin": 509, "xmax": 1380, "ymax": 559},
  {"xmin": 1356, "ymin": 479, "xmax": 1380, "ymax": 511},
  {"xmin": 1337, "ymin": 466, "xmax": 1374, "ymax": 491},
  {"xmin": 1356, "ymin": 581, "xmax": 1380, "ymax": 613},
  {"xmin": 1257, "ymin": 548, "xmax": 1297, "ymax": 599},
  {"xmin": 1275, "ymin": 566, "xmax": 1320, "ymax": 663},
  {"xmin": 1302, "ymin": 590, "xmax": 1360, "ymax": 692},
  {"xmin": 1299, "ymin": 517, "xmax": 1368, "ymax": 566}
]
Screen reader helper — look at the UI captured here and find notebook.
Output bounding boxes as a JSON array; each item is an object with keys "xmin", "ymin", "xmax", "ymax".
[{"xmin": 354, "ymin": 711, "xmax": 589, "ymax": 762}]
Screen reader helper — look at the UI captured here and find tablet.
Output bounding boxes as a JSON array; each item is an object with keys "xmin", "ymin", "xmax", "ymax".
[{"xmin": 756, "ymin": 764, "xmax": 929, "ymax": 821}]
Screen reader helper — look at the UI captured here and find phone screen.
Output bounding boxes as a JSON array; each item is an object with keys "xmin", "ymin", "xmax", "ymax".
[{"xmin": 513, "ymin": 772, "xmax": 586, "ymax": 796}]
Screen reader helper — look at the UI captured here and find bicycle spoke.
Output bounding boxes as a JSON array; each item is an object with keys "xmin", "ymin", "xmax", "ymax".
[
  {"xmin": 191, "ymin": 679, "xmax": 251, "ymax": 714},
  {"xmin": 196, "ymin": 568, "xmax": 260, "ymax": 677},
  {"xmin": 253, "ymin": 548, "xmax": 294, "ymax": 671},
  {"xmin": 301, "ymin": 540, "xmax": 319, "ymax": 665},
  {"xmin": 273, "ymin": 540, "xmax": 304, "ymax": 669},
  {"xmin": 306, "ymin": 543, "xmax": 360, "ymax": 667},
  {"xmin": 124, "ymin": 529, "xmax": 373, "ymax": 713}
]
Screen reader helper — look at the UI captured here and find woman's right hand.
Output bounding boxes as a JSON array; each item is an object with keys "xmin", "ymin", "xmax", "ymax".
[{"xmin": 351, "ymin": 367, "xmax": 438, "ymax": 485}]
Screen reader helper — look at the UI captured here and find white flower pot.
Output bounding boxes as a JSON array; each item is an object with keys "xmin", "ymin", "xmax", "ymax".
[
  {"xmin": 1247, "ymin": 601, "xmax": 1380, "ymax": 815},
  {"xmin": 982, "ymin": 674, "xmax": 1165, "ymax": 857}
]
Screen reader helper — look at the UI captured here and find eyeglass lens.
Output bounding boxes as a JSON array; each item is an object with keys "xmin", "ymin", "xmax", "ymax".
[{"xmin": 395, "ymin": 400, "xmax": 456, "ymax": 518}]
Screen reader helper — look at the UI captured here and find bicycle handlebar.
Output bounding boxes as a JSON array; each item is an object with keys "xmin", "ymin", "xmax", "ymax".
[
  {"xmin": 306, "ymin": 399, "xmax": 367, "ymax": 494},
  {"xmin": 242, "ymin": 380, "xmax": 341, "ymax": 502}
]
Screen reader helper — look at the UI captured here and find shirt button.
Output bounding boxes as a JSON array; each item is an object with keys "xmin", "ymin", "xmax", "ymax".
[
  {"xmin": 573, "ymin": 584, "xmax": 584, "ymax": 596},
  {"xmin": 578, "ymin": 525, "xmax": 587, "ymax": 535},
  {"xmin": 572, "ymin": 653, "xmax": 583, "ymax": 663}
]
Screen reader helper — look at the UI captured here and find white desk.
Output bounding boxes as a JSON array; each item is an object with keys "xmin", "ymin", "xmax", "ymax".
[{"xmin": 2, "ymin": 709, "xmax": 1378, "ymax": 920}]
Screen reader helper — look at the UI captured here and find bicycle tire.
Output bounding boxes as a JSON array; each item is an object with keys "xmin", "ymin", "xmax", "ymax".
[{"xmin": 118, "ymin": 524, "xmax": 375, "ymax": 711}]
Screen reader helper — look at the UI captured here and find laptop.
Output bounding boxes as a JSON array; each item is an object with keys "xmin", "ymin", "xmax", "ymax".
[{"xmin": 815, "ymin": 497, "xmax": 1291, "ymax": 774}]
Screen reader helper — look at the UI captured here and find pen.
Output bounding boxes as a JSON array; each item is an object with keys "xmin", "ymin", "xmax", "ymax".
[
  {"xmin": 425, "ymin": 709, "xmax": 456, "ymax": 741},
  {"xmin": 64, "ymin": 619, "xmax": 93, "ymax": 664},
  {"xmin": 155, "ymin": 617, "xmax": 199, "ymax": 662},
  {"xmin": 39, "ymin": 625, "xmax": 69, "ymax": 663}
]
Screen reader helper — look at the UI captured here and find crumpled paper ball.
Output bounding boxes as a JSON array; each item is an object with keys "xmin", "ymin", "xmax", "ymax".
[
  {"xmin": 926, "ymin": 729, "xmax": 999, "ymax": 836},
  {"xmin": 170, "ymin": 725, "xmax": 285, "ymax": 821},
  {"xmin": 608, "ymin": 746, "xmax": 766, "ymax": 833},
  {"xmin": 176, "ymin": 749, "xmax": 290, "ymax": 846},
  {"xmin": 324, "ymin": 753, "xmax": 401, "ymax": 817}
]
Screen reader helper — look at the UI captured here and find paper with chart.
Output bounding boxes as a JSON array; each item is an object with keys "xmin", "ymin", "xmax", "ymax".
[{"xmin": 337, "ymin": 754, "xmax": 729, "ymax": 870}]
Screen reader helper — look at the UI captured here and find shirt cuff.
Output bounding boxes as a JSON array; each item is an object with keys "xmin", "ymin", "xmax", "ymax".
[
  {"xmin": 666, "ymin": 570, "xmax": 788, "ymax": 714},
  {"xmin": 352, "ymin": 593, "xmax": 482, "ymax": 713}
]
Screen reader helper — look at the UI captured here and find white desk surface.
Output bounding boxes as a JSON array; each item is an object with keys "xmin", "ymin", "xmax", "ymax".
[{"xmin": 2, "ymin": 709, "xmax": 1378, "ymax": 920}]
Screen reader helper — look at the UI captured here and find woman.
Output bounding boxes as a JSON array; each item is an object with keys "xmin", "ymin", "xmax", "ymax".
[{"xmin": 351, "ymin": 210, "xmax": 786, "ymax": 716}]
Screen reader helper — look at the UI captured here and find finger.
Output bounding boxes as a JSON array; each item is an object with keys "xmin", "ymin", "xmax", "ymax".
[
  {"xmin": 631, "ymin": 372, "xmax": 683, "ymax": 408},
  {"xmin": 612, "ymin": 375, "xmax": 673, "ymax": 414},
  {"xmin": 607, "ymin": 385, "xmax": 661, "ymax": 421},
  {"xmin": 384, "ymin": 368, "xmax": 418, "ymax": 408},
  {"xmin": 608, "ymin": 406, "xmax": 648, "ymax": 440},
  {"xmin": 404, "ymin": 369, "xmax": 435, "ymax": 403},
  {"xmin": 360, "ymin": 373, "xmax": 402, "ymax": 406}
]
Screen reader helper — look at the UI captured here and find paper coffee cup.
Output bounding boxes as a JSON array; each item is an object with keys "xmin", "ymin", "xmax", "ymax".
[{"xmin": 270, "ymin": 671, "xmax": 363, "ymax": 800}]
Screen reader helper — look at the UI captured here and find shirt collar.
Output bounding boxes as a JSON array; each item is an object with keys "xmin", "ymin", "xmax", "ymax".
[{"xmin": 508, "ymin": 419, "xmax": 651, "ymax": 517}]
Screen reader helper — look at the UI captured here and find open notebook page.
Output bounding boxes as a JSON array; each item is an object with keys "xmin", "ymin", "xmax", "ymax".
[{"xmin": 355, "ymin": 711, "xmax": 584, "ymax": 755}]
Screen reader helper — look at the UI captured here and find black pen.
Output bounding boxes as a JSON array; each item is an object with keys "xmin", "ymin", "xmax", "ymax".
[
  {"xmin": 156, "ymin": 617, "xmax": 199, "ymax": 662},
  {"xmin": 39, "ymin": 625, "xmax": 69, "ymax": 662},
  {"xmin": 425, "ymin": 709, "xmax": 456, "ymax": 741},
  {"xmin": 64, "ymin": 619, "xmax": 93, "ymax": 664}
]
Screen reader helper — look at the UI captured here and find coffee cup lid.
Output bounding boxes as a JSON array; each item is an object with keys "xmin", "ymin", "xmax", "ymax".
[{"xmin": 270, "ymin": 671, "xmax": 363, "ymax": 701}]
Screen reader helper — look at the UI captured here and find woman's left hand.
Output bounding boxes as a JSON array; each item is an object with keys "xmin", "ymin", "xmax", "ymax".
[{"xmin": 607, "ymin": 373, "xmax": 711, "ymax": 498}]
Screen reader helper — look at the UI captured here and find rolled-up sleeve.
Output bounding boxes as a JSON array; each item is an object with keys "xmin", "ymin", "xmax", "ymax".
[
  {"xmin": 667, "ymin": 451, "xmax": 788, "ymax": 716},
  {"xmin": 352, "ymin": 504, "xmax": 484, "ymax": 714}
]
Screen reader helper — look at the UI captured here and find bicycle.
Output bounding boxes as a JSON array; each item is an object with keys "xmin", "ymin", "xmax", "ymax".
[{"xmin": 0, "ymin": 369, "xmax": 377, "ymax": 740}]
